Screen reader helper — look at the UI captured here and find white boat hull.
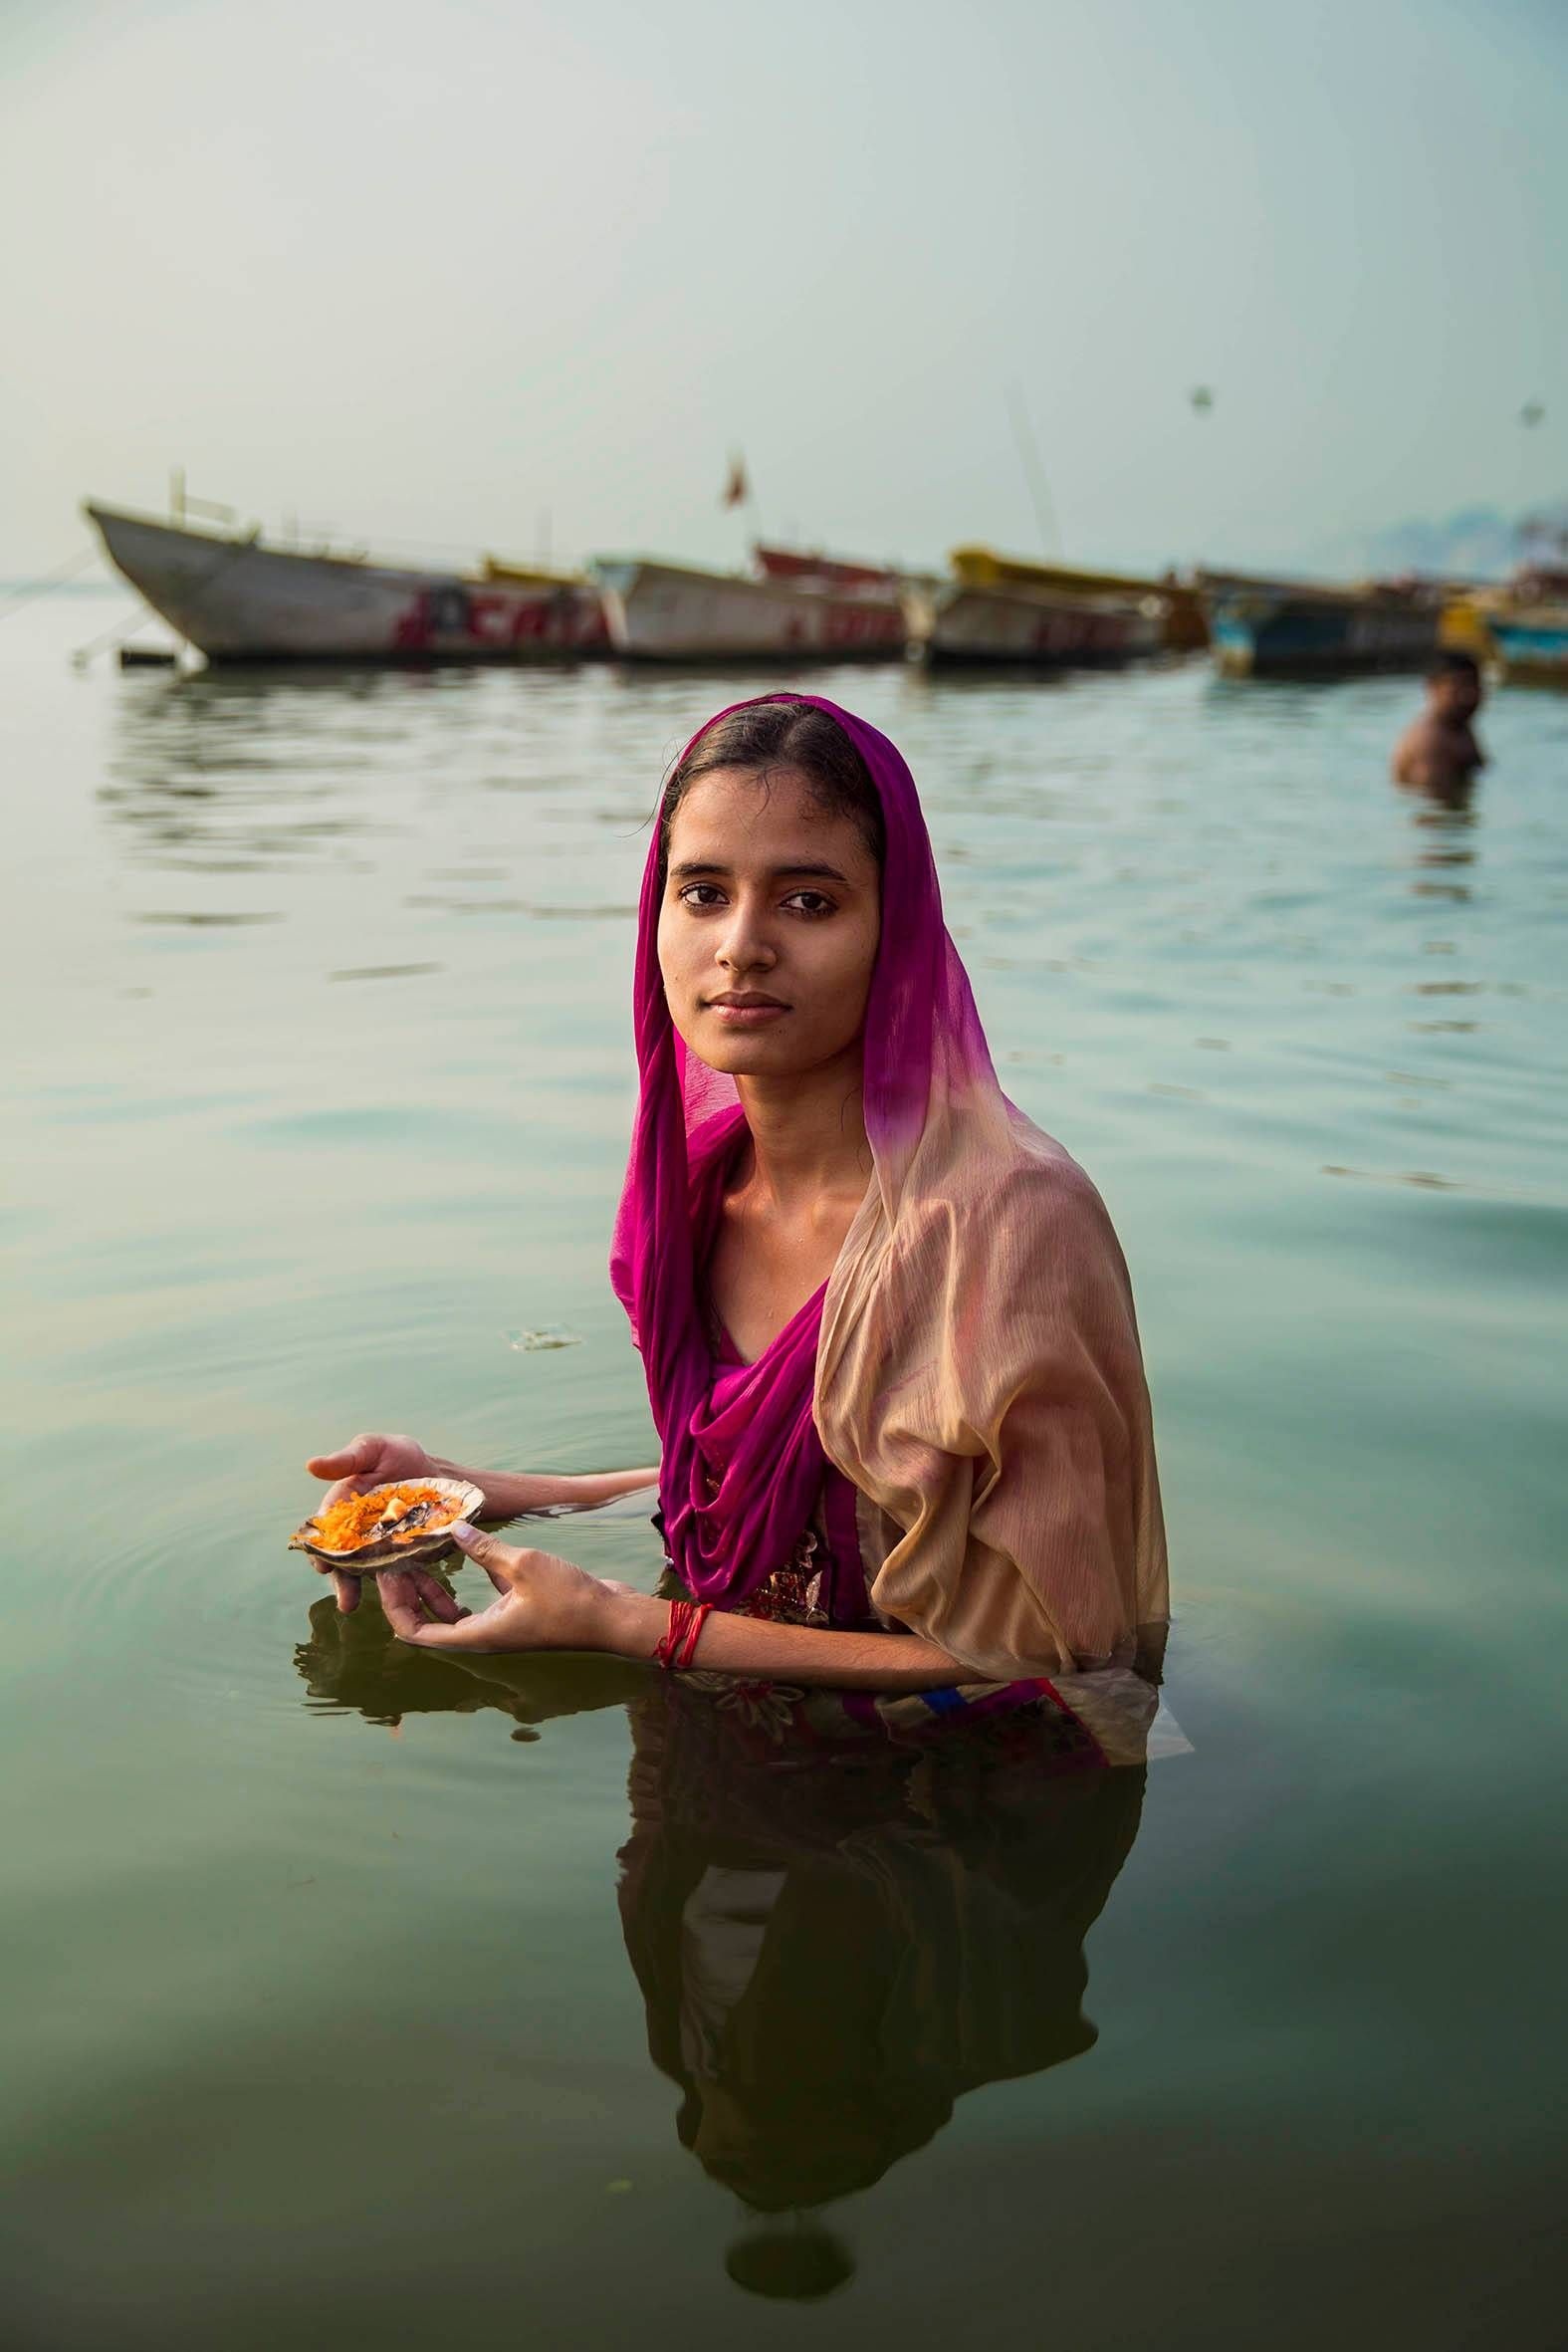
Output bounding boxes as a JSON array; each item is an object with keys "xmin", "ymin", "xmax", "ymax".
[
  {"xmin": 912, "ymin": 582, "xmax": 1165, "ymax": 666},
  {"xmin": 86, "ymin": 503, "xmax": 609, "ymax": 663},
  {"xmin": 592, "ymin": 559, "xmax": 907, "ymax": 661}
]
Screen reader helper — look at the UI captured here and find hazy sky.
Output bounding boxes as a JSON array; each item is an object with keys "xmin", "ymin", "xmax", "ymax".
[{"xmin": 3, "ymin": 0, "xmax": 1564, "ymax": 577}]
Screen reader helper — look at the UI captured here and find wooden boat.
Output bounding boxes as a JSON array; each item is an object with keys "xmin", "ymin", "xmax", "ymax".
[
  {"xmin": 1444, "ymin": 554, "xmax": 1568, "ymax": 687},
  {"xmin": 1437, "ymin": 589, "xmax": 1498, "ymax": 661},
  {"xmin": 948, "ymin": 546, "xmax": 1208, "ymax": 652},
  {"xmin": 1488, "ymin": 604, "xmax": 1568, "ymax": 686},
  {"xmin": 907, "ymin": 554, "xmax": 1165, "ymax": 668},
  {"xmin": 590, "ymin": 554, "xmax": 908, "ymax": 662},
  {"xmin": 753, "ymin": 544, "xmax": 910, "ymax": 594},
  {"xmin": 1200, "ymin": 570, "xmax": 1445, "ymax": 677},
  {"xmin": 85, "ymin": 500, "xmax": 609, "ymax": 663},
  {"xmin": 1492, "ymin": 541, "xmax": 1568, "ymax": 684}
]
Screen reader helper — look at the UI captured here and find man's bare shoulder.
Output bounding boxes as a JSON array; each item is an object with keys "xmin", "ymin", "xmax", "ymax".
[{"xmin": 1391, "ymin": 716, "xmax": 1437, "ymax": 784}]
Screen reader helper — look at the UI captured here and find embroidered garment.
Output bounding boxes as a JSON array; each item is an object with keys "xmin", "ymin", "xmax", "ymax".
[
  {"xmin": 671, "ymin": 1305, "xmax": 1141, "ymax": 1758},
  {"xmin": 703, "ymin": 1299, "xmax": 872, "ymax": 1633}
]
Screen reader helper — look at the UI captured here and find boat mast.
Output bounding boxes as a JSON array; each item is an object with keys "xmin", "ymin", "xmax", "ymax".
[{"xmin": 1006, "ymin": 385, "xmax": 1060, "ymax": 558}]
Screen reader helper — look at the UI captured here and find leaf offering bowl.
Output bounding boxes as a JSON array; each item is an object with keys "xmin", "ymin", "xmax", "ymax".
[{"xmin": 288, "ymin": 1478, "xmax": 485, "ymax": 1572}]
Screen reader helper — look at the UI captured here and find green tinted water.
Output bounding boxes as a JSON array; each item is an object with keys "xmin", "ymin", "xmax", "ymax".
[{"xmin": 4, "ymin": 604, "xmax": 1564, "ymax": 2348}]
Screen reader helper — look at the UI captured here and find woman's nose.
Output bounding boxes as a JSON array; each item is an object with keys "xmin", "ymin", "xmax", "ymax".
[{"xmin": 716, "ymin": 901, "xmax": 777, "ymax": 974}]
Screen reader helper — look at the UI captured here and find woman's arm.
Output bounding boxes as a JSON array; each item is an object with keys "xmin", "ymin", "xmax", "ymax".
[
  {"xmin": 381, "ymin": 1527, "xmax": 972, "ymax": 1692},
  {"xmin": 444, "ymin": 1460, "xmax": 661, "ymax": 1522},
  {"xmin": 307, "ymin": 1433, "xmax": 658, "ymax": 1522},
  {"xmin": 599, "ymin": 1588, "xmax": 968, "ymax": 1691}
]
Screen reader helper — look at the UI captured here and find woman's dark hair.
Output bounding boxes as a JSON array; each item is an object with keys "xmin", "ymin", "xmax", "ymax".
[{"xmin": 656, "ymin": 700, "xmax": 885, "ymax": 881}]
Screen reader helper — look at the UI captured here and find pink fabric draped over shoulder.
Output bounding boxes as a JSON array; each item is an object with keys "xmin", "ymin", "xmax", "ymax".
[{"xmin": 611, "ymin": 692, "xmax": 1169, "ymax": 1683}]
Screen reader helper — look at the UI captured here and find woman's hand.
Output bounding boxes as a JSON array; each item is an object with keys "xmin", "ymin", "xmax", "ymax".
[
  {"xmin": 377, "ymin": 1524, "xmax": 623, "ymax": 1655},
  {"xmin": 304, "ymin": 1431, "xmax": 438, "ymax": 1615},
  {"xmin": 308, "ymin": 1430, "xmax": 435, "ymax": 1505}
]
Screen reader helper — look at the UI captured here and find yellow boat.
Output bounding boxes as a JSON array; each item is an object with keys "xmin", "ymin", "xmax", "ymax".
[
  {"xmin": 949, "ymin": 546, "xmax": 1209, "ymax": 651},
  {"xmin": 1438, "ymin": 590, "xmax": 1497, "ymax": 660},
  {"xmin": 482, "ymin": 554, "xmax": 597, "ymax": 589},
  {"xmin": 1440, "ymin": 554, "xmax": 1568, "ymax": 684}
]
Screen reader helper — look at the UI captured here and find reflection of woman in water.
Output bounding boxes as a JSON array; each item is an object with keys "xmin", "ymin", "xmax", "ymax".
[
  {"xmin": 619, "ymin": 1685, "xmax": 1145, "ymax": 2219},
  {"xmin": 304, "ymin": 695, "xmax": 1168, "ymax": 1747},
  {"xmin": 293, "ymin": 1615, "xmax": 1145, "ymax": 2297}
]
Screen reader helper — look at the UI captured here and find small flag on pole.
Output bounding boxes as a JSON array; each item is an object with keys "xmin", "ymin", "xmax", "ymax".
[{"xmin": 721, "ymin": 451, "xmax": 750, "ymax": 509}]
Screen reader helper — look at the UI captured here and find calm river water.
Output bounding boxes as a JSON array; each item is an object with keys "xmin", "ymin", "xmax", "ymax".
[{"xmin": 4, "ymin": 599, "xmax": 1565, "ymax": 2349}]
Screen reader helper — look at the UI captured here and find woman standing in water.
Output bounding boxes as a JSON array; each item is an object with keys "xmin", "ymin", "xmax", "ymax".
[{"xmin": 306, "ymin": 696, "xmax": 1168, "ymax": 1726}]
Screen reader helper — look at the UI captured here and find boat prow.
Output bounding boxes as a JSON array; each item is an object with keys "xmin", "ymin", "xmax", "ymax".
[{"xmin": 84, "ymin": 500, "xmax": 609, "ymax": 664}]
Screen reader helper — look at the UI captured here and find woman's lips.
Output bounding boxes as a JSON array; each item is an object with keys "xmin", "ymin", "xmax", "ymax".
[{"xmin": 708, "ymin": 1000, "xmax": 789, "ymax": 1027}]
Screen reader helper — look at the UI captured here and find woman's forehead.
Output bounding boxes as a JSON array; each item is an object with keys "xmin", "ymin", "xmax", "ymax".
[{"xmin": 668, "ymin": 766, "xmax": 876, "ymax": 872}]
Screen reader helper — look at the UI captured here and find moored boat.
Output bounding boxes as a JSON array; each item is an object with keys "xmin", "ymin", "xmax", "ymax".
[
  {"xmin": 1444, "ymin": 547, "xmax": 1568, "ymax": 687},
  {"xmin": 1437, "ymin": 588, "xmax": 1497, "ymax": 661},
  {"xmin": 753, "ymin": 544, "xmax": 906, "ymax": 594},
  {"xmin": 85, "ymin": 501, "xmax": 609, "ymax": 664},
  {"xmin": 1201, "ymin": 570, "xmax": 1444, "ymax": 678},
  {"xmin": 907, "ymin": 556, "xmax": 1165, "ymax": 668},
  {"xmin": 948, "ymin": 546, "xmax": 1208, "ymax": 652},
  {"xmin": 1488, "ymin": 604, "xmax": 1568, "ymax": 686},
  {"xmin": 590, "ymin": 555, "xmax": 908, "ymax": 662}
]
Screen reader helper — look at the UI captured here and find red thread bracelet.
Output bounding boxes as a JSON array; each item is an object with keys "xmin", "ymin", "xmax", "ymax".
[
  {"xmin": 652, "ymin": 1597, "xmax": 684, "ymax": 1669},
  {"xmin": 678, "ymin": 1602, "xmax": 711, "ymax": 1670},
  {"xmin": 654, "ymin": 1597, "xmax": 712, "ymax": 1672}
]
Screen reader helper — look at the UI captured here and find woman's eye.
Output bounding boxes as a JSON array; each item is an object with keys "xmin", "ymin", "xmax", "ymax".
[
  {"xmin": 679, "ymin": 884, "xmax": 726, "ymax": 908},
  {"xmin": 784, "ymin": 890, "xmax": 835, "ymax": 917}
]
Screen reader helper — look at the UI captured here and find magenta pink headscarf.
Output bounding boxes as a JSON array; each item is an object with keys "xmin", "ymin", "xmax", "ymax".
[{"xmin": 609, "ymin": 692, "xmax": 1001, "ymax": 1606}]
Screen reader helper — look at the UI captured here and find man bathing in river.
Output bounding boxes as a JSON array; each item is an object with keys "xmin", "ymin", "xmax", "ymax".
[{"xmin": 1392, "ymin": 650, "xmax": 1486, "ymax": 795}]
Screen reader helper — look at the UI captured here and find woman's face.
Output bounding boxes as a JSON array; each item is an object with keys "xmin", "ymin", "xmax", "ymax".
[{"xmin": 657, "ymin": 766, "xmax": 882, "ymax": 1081}]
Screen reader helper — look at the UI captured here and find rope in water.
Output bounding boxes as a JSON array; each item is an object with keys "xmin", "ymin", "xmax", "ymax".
[{"xmin": 0, "ymin": 545, "xmax": 103, "ymax": 622}]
